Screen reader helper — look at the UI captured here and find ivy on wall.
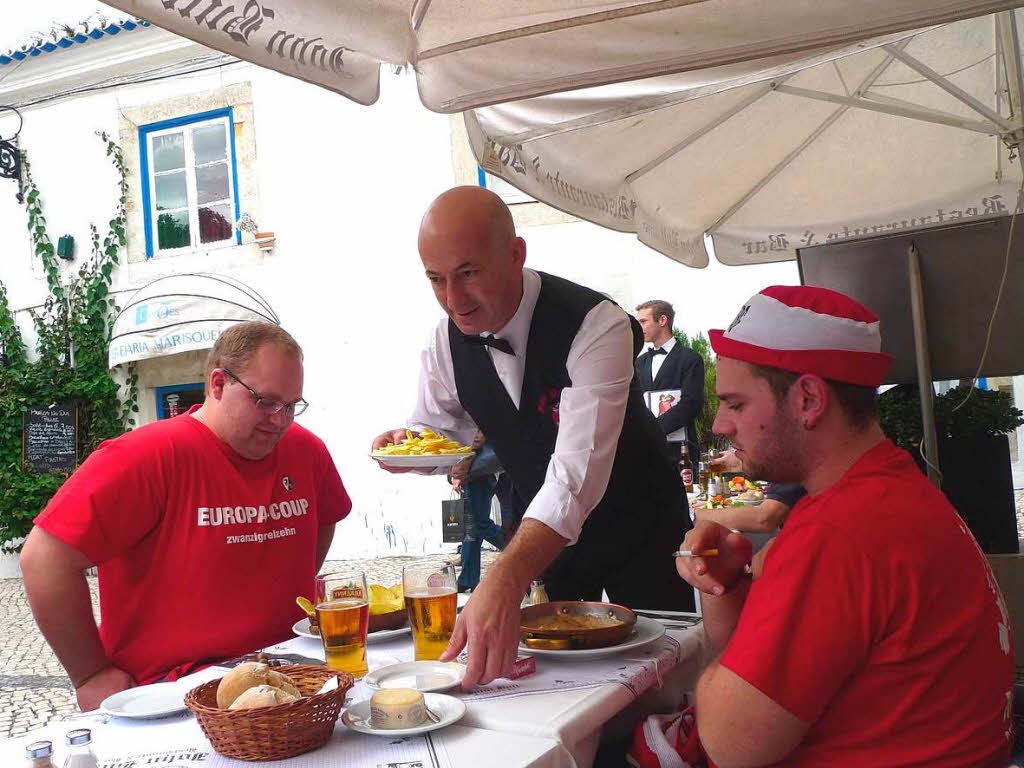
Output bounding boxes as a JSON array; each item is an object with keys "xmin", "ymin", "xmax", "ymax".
[{"xmin": 0, "ymin": 133, "xmax": 139, "ymax": 551}]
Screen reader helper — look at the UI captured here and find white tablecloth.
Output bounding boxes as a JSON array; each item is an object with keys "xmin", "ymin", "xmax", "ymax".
[
  {"xmin": 272, "ymin": 620, "xmax": 706, "ymax": 766},
  {"xmin": 1, "ymin": 618, "xmax": 706, "ymax": 768}
]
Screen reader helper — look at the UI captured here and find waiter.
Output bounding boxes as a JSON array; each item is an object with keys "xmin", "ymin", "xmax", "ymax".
[{"xmin": 372, "ymin": 186, "xmax": 693, "ymax": 687}]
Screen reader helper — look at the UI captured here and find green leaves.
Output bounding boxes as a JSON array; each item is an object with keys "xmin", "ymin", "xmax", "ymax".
[
  {"xmin": 672, "ymin": 328, "xmax": 723, "ymax": 452},
  {"xmin": 0, "ymin": 136, "xmax": 137, "ymax": 553}
]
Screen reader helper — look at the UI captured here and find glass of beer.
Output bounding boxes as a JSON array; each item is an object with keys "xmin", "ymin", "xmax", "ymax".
[
  {"xmin": 315, "ymin": 571, "xmax": 370, "ymax": 678},
  {"xmin": 403, "ymin": 563, "xmax": 457, "ymax": 661}
]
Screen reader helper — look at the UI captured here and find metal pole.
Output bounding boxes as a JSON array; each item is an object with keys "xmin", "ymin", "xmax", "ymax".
[{"xmin": 907, "ymin": 242, "xmax": 941, "ymax": 487}]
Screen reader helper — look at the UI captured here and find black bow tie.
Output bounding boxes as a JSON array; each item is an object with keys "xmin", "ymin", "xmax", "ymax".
[
  {"xmin": 465, "ymin": 335, "xmax": 515, "ymax": 356},
  {"xmin": 651, "ymin": 347, "xmax": 668, "ymax": 356}
]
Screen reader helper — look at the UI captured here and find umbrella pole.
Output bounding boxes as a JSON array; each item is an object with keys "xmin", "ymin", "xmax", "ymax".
[{"xmin": 907, "ymin": 242, "xmax": 941, "ymax": 487}]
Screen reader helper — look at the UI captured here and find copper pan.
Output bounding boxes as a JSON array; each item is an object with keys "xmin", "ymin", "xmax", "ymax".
[{"xmin": 519, "ymin": 601, "xmax": 637, "ymax": 650}]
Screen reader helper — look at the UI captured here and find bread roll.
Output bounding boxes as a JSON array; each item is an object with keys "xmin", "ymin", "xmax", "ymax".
[
  {"xmin": 228, "ymin": 684, "xmax": 299, "ymax": 710},
  {"xmin": 216, "ymin": 662, "xmax": 301, "ymax": 709}
]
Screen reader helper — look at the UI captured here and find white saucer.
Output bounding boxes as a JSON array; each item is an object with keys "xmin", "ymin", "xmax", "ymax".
[
  {"xmin": 101, "ymin": 682, "xmax": 186, "ymax": 719},
  {"xmin": 518, "ymin": 616, "xmax": 667, "ymax": 660},
  {"xmin": 343, "ymin": 693, "xmax": 465, "ymax": 736},
  {"xmin": 292, "ymin": 617, "xmax": 412, "ymax": 644},
  {"xmin": 363, "ymin": 661, "xmax": 466, "ymax": 693},
  {"xmin": 370, "ymin": 452, "xmax": 474, "ymax": 469}
]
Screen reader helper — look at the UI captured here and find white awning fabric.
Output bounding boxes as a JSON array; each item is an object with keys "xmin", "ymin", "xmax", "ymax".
[
  {"xmin": 108, "ymin": 273, "xmax": 279, "ymax": 367},
  {"xmin": 469, "ymin": 10, "xmax": 1024, "ymax": 266},
  {"xmin": 100, "ymin": 1, "xmax": 1015, "ymax": 112},
  {"xmin": 100, "ymin": 1, "xmax": 1024, "ymax": 268}
]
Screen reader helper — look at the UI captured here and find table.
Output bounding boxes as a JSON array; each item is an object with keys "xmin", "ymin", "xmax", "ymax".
[{"xmin": 1, "ymin": 617, "xmax": 706, "ymax": 768}]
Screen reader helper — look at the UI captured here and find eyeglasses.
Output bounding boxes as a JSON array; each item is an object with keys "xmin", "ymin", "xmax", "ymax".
[{"xmin": 222, "ymin": 368, "xmax": 309, "ymax": 417}]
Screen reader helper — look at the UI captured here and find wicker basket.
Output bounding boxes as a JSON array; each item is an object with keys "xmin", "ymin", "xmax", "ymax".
[{"xmin": 185, "ymin": 664, "xmax": 353, "ymax": 761}]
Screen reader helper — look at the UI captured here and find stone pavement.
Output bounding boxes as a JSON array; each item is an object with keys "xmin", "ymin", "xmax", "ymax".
[{"xmin": 0, "ymin": 552, "xmax": 497, "ymax": 741}]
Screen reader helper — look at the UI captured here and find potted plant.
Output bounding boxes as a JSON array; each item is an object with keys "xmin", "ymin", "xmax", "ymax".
[{"xmin": 878, "ymin": 384, "xmax": 1024, "ymax": 553}]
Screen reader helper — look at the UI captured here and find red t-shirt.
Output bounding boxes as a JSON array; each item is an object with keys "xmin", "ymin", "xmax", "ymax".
[
  {"xmin": 35, "ymin": 408, "xmax": 351, "ymax": 683},
  {"xmin": 720, "ymin": 439, "xmax": 1014, "ymax": 768}
]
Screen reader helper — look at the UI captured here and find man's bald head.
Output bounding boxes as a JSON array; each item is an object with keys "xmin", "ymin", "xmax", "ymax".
[
  {"xmin": 418, "ymin": 186, "xmax": 516, "ymax": 256},
  {"xmin": 417, "ymin": 186, "xmax": 527, "ymax": 335}
]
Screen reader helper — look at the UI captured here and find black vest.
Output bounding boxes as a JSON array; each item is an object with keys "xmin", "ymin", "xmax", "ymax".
[{"xmin": 448, "ymin": 272, "xmax": 681, "ymax": 542}]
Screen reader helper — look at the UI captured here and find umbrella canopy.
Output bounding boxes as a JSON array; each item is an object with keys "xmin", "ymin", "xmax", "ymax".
[
  {"xmin": 103, "ymin": 1, "xmax": 1024, "ymax": 268},
  {"xmin": 468, "ymin": 9, "xmax": 1024, "ymax": 266},
  {"xmin": 102, "ymin": 1, "xmax": 1014, "ymax": 111},
  {"xmin": 108, "ymin": 273, "xmax": 279, "ymax": 367}
]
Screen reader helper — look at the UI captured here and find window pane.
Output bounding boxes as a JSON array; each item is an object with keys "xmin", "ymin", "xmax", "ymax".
[
  {"xmin": 193, "ymin": 122, "xmax": 227, "ymax": 165},
  {"xmin": 199, "ymin": 204, "xmax": 233, "ymax": 244},
  {"xmin": 154, "ymin": 171, "xmax": 187, "ymax": 211},
  {"xmin": 152, "ymin": 133, "xmax": 185, "ymax": 173},
  {"xmin": 157, "ymin": 211, "xmax": 190, "ymax": 250},
  {"xmin": 196, "ymin": 162, "xmax": 230, "ymax": 205}
]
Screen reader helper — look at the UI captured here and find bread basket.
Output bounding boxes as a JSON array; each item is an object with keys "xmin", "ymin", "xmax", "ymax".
[{"xmin": 185, "ymin": 664, "xmax": 352, "ymax": 761}]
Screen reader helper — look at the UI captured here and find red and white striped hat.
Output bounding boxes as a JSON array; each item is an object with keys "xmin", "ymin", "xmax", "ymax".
[{"xmin": 709, "ymin": 285, "xmax": 893, "ymax": 387}]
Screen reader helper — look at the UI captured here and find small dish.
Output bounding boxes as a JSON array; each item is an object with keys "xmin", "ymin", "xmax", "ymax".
[
  {"xmin": 101, "ymin": 682, "xmax": 186, "ymax": 719},
  {"xmin": 363, "ymin": 661, "xmax": 466, "ymax": 693},
  {"xmin": 343, "ymin": 693, "xmax": 465, "ymax": 736}
]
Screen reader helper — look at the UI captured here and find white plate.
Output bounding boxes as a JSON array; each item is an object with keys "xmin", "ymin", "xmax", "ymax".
[
  {"xmin": 292, "ymin": 617, "xmax": 320, "ymax": 639},
  {"xmin": 518, "ymin": 616, "xmax": 667, "ymax": 660},
  {"xmin": 101, "ymin": 682, "xmax": 186, "ymax": 719},
  {"xmin": 370, "ymin": 452, "xmax": 474, "ymax": 469},
  {"xmin": 292, "ymin": 617, "xmax": 412, "ymax": 644},
  {"xmin": 367, "ymin": 625, "xmax": 412, "ymax": 644},
  {"xmin": 343, "ymin": 692, "xmax": 465, "ymax": 737},
  {"xmin": 692, "ymin": 498, "xmax": 764, "ymax": 509},
  {"xmin": 363, "ymin": 662, "xmax": 466, "ymax": 693}
]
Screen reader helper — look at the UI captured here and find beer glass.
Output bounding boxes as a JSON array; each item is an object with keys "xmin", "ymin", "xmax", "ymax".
[
  {"xmin": 315, "ymin": 571, "xmax": 370, "ymax": 677},
  {"xmin": 403, "ymin": 563, "xmax": 457, "ymax": 661}
]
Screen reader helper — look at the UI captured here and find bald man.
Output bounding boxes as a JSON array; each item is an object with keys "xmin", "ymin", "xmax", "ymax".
[{"xmin": 372, "ymin": 187, "xmax": 693, "ymax": 687}]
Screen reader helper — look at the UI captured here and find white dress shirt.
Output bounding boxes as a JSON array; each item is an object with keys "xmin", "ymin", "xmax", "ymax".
[
  {"xmin": 649, "ymin": 336, "xmax": 677, "ymax": 381},
  {"xmin": 408, "ymin": 268, "xmax": 635, "ymax": 546}
]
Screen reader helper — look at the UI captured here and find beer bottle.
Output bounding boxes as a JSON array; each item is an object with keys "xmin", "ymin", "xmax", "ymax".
[{"xmin": 678, "ymin": 445, "xmax": 695, "ymax": 494}]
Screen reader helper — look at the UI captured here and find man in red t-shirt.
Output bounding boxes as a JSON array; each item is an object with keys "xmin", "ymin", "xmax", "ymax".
[
  {"xmin": 20, "ymin": 322, "xmax": 352, "ymax": 711},
  {"xmin": 676, "ymin": 286, "xmax": 1014, "ymax": 768}
]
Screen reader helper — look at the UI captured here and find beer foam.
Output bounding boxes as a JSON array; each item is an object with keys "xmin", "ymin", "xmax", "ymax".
[{"xmin": 404, "ymin": 588, "xmax": 456, "ymax": 598}]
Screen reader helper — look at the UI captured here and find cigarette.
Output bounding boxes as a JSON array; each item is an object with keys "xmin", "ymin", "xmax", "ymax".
[{"xmin": 672, "ymin": 548, "xmax": 719, "ymax": 558}]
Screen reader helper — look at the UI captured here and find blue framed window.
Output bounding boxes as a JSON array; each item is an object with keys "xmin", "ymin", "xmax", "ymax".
[
  {"xmin": 156, "ymin": 382, "xmax": 205, "ymax": 420},
  {"xmin": 139, "ymin": 108, "xmax": 242, "ymax": 259},
  {"xmin": 477, "ymin": 166, "xmax": 533, "ymax": 205}
]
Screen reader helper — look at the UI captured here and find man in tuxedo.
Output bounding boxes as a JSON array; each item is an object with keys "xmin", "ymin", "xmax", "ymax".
[
  {"xmin": 372, "ymin": 187, "xmax": 694, "ymax": 688},
  {"xmin": 636, "ymin": 300, "xmax": 705, "ymax": 461}
]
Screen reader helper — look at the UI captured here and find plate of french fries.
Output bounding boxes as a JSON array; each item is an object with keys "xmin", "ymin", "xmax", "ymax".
[{"xmin": 371, "ymin": 427, "xmax": 475, "ymax": 468}]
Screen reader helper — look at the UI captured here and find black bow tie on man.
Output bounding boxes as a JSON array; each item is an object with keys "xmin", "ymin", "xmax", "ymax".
[
  {"xmin": 651, "ymin": 347, "xmax": 668, "ymax": 356},
  {"xmin": 465, "ymin": 335, "xmax": 515, "ymax": 356}
]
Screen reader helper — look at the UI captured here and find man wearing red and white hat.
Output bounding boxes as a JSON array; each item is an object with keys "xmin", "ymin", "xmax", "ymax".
[{"xmin": 675, "ymin": 286, "xmax": 1014, "ymax": 768}]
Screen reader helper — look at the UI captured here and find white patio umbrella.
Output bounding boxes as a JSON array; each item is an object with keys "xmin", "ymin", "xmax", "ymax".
[
  {"xmin": 467, "ymin": 9, "xmax": 1024, "ymax": 267},
  {"xmin": 102, "ymin": 1, "xmax": 1014, "ymax": 113},
  {"xmin": 103, "ymin": 1, "xmax": 1024, "ymax": 269}
]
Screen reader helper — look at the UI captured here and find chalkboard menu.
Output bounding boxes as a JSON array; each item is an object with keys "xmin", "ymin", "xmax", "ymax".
[{"xmin": 23, "ymin": 403, "xmax": 77, "ymax": 473}]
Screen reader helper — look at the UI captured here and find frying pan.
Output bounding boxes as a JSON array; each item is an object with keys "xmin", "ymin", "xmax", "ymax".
[{"xmin": 519, "ymin": 601, "xmax": 637, "ymax": 650}]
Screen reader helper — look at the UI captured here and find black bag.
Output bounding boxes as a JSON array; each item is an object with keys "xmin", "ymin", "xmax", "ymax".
[{"xmin": 441, "ymin": 495, "xmax": 467, "ymax": 543}]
